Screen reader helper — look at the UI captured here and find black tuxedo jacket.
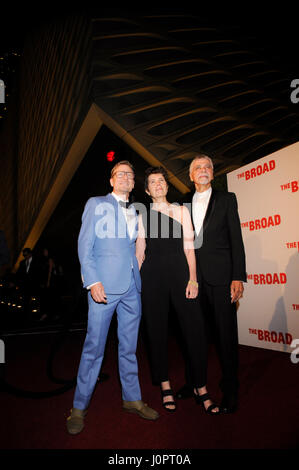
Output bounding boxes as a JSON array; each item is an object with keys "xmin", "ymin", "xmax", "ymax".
[
  {"xmin": 16, "ymin": 256, "xmax": 40, "ymax": 287},
  {"xmin": 183, "ymin": 189, "xmax": 246, "ymax": 286}
]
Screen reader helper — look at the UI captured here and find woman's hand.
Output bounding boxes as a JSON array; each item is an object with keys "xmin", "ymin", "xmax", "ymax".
[
  {"xmin": 186, "ymin": 280, "xmax": 198, "ymax": 299},
  {"xmin": 137, "ymin": 254, "xmax": 145, "ymax": 270}
]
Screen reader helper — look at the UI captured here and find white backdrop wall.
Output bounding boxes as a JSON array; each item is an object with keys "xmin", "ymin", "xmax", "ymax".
[{"xmin": 227, "ymin": 142, "xmax": 299, "ymax": 353}]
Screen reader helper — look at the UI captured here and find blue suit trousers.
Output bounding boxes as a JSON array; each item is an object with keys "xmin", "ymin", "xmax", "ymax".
[{"xmin": 73, "ymin": 271, "xmax": 142, "ymax": 410}]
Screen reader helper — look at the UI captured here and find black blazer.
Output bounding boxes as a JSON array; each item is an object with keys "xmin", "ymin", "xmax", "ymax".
[
  {"xmin": 183, "ymin": 189, "xmax": 246, "ymax": 286},
  {"xmin": 16, "ymin": 256, "xmax": 40, "ymax": 288}
]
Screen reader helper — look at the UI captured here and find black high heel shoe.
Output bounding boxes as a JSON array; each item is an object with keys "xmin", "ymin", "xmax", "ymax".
[
  {"xmin": 161, "ymin": 389, "xmax": 177, "ymax": 412},
  {"xmin": 194, "ymin": 392, "xmax": 220, "ymax": 415}
]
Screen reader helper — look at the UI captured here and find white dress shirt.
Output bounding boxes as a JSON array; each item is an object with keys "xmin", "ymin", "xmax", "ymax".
[
  {"xmin": 111, "ymin": 192, "xmax": 136, "ymax": 240},
  {"xmin": 25, "ymin": 256, "xmax": 32, "ymax": 273},
  {"xmin": 192, "ymin": 186, "xmax": 212, "ymax": 235}
]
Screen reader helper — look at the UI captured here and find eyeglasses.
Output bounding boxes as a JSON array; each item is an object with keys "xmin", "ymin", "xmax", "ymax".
[{"xmin": 113, "ymin": 171, "xmax": 135, "ymax": 180}]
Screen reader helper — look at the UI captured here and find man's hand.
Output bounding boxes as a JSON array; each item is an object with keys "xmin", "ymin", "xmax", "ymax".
[
  {"xmin": 230, "ymin": 280, "xmax": 244, "ymax": 303},
  {"xmin": 90, "ymin": 282, "xmax": 107, "ymax": 304}
]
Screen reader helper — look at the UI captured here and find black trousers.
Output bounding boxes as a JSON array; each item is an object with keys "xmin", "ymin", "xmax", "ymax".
[
  {"xmin": 190, "ymin": 280, "xmax": 239, "ymax": 395},
  {"xmin": 142, "ymin": 272, "xmax": 208, "ymax": 388}
]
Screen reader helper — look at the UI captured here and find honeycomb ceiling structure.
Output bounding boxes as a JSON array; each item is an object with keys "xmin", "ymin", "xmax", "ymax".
[{"xmin": 90, "ymin": 12, "xmax": 299, "ymax": 192}]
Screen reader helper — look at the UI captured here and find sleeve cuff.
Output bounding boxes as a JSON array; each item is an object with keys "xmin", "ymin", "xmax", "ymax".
[{"xmin": 86, "ymin": 282, "xmax": 101, "ymax": 290}]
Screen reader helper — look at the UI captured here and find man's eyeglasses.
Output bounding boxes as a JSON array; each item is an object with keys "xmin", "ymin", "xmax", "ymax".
[{"xmin": 113, "ymin": 171, "xmax": 135, "ymax": 180}]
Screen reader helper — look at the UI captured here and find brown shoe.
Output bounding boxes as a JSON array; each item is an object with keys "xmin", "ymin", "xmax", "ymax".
[
  {"xmin": 122, "ymin": 400, "xmax": 159, "ymax": 421},
  {"xmin": 66, "ymin": 408, "xmax": 87, "ymax": 435}
]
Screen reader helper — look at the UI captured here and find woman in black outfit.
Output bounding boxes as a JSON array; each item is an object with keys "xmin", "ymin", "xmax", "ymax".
[{"xmin": 136, "ymin": 167, "xmax": 219, "ymax": 414}]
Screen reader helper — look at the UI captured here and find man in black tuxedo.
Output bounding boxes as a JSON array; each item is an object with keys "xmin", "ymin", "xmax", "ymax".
[
  {"xmin": 177, "ymin": 155, "xmax": 246, "ymax": 413},
  {"xmin": 17, "ymin": 248, "xmax": 38, "ymax": 283}
]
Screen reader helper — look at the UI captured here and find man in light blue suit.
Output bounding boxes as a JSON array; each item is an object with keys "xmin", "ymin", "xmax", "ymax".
[{"xmin": 67, "ymin": 161, "xmax": 159, "ymax": 435}]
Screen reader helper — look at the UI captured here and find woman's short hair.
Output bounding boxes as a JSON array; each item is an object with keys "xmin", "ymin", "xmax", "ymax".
[{"xmin": 144, "ymin": 166, "xmax": 170, "ymax": 190}]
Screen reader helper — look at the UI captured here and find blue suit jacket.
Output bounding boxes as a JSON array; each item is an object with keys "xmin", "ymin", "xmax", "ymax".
[{"xmin": 78, "ymin": 193, "xmax": 141, "ymax": 294}]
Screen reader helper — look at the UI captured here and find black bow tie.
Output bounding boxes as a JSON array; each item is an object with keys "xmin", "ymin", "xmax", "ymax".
[{"xmin": 119, "ymin": 200, "xmax": 130, "ymax": 209}]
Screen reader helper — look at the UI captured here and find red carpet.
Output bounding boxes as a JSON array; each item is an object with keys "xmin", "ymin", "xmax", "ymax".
[{"xmin": 1, "ymin": 318, "xmax": 298, "ymax": 453}]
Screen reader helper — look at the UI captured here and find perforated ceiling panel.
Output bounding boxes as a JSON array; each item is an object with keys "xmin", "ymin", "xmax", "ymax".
[{"xmin": 90, "ymin": 13, "xmax": 298, "ymax": 191}]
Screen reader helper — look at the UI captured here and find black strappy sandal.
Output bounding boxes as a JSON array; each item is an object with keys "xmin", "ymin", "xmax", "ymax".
[
  {"xmin": 161, "ymin": 389, "xmax": 177, "ymax": 412},
  {"xmin": 194, "ymin": 392, "xmax": 220, "ymax": 415}
]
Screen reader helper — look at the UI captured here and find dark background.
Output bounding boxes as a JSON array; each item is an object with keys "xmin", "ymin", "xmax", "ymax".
[{"xmin": 1, "ymin": 4, "xmax": 298, "ymax": 301}]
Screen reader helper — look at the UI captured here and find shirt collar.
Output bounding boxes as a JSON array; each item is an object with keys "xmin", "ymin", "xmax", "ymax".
[
  {"xmin": 194, "ymin": 186, "xmax": 212, "ymax": 200},
  {"xmin": 111, "ymin": 192, "xmax": 129, "ymax": 203}
]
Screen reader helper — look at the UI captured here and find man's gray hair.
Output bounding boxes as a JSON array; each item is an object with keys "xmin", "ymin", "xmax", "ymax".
[{"xmin": 189, "ymin": 154, "xmax": 214, "ymax": 175}]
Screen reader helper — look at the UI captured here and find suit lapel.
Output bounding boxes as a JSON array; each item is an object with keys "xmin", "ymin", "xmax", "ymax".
[
  {"xmin": 106, "ymin": 193, "xmax": 125, "ymax": 238},
  {"xmin": 185, "ymin": 188, "xmax": 217, "ymax": 233},
  {"xmin": 183, "ymin": 191, "xmax": 194, "ymax": 225},
  {"xmin": 202, "ymin": 189, "xmax": 217, "ymax": 232}
]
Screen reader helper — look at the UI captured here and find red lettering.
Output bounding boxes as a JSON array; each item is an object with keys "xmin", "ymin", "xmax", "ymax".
[
  {"xmin": 250, "ymin": 272, "xmax": 286, "ymax": 284},
  {"xmin": 264, "ymin": 330, "xmax": 270, "ymax": 341},
  {"xmin": 286, "ymin": 333, "xmax": 292, "ymax": 345},
  {"xmin": 249, "ymin": 328, "xmax": 257, "ymax": 335},
  {"xmin": 247, "ymin": 214, "xmax": 281, "ymax": 231},
  {"xmin": 258, "ymin": 330, "xmax": 264, "ymax": 340},
  {"xmin": 259, "ymin": 274, "xmax": 265, "ymax": 284},
  {"xmin": 243, "ymin": 160, "xmax": 275, "ymax": 181},
  {"xmin": 278, "ymin": 332, "xmax": 285, "ymax": 344},
  {"xmin": 286, "ymin": 242, "xmax": 299, "ymax": 251},
  {"xmin": 291, "ymin": 180, "xmax": 298, "ymax": 192},
  {"xmin": 257, "ymin": 165, "xmax": 263, "ymax": 175},
  {"xmin": 271, "ymin": 331, "xmax": 278, "ymax": 343},
  {"xmin": 272, "ymin": 273, "xmax": 279, "ymax": 284},
  {"xmin": 262, "ymin": 162, "xmax": 269, "ymax": 173},
  {"xmin": 256, "ymin": 329, "xmax": 291, "ymax": 344}
]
